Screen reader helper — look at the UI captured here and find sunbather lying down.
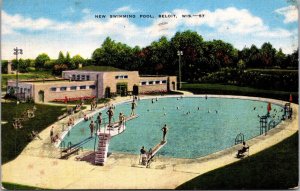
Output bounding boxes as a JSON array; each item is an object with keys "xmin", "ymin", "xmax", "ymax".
[{"xmin": 237, "ymin": 141, "xmax": 249, "ymax": 158}]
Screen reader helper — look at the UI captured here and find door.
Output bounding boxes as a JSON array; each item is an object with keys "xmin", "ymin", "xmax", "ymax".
[
  {"xmin": 116, "ymin": 83, "xmax": 128, "ymax": 97},
  {"xmin": 38, "ymin": 90, "xmax": 44, "ymax": 102},
  {"xmin": 105, "ymin": 87, "xmax": 111, "ymax": 98},
  {"xmin": 133, "ymin": 85, "xmax": 139, "ymax": 95}
]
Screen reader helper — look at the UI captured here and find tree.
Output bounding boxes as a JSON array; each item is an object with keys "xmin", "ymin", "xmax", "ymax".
[
  {"xmin": 260, "ymin": 42, "xmax": 276, "ymax": 67},
  {"xmin": 57, "ymin": 51, "xmax": 65, "ymax": 65},
  {"xmin": 35, "ymin": 53, "xmax": 50, "ymax": 69},
  {"xmin": 71, "ymin": 54, "xmax": 85, "ymax": 69},
  {"xmin": 1, "ymin": 60, "xmax": 8, "ymax": 74},
  {"xmin": 65, "ymin": 52, "xmax": 73, "ymax": 68},
  {"xmin": 275, "ymin": 48, "xmax": 286, "ymax": 68}
]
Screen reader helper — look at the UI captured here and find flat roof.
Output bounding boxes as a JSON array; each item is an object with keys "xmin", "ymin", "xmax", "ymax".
[{"xmin": 75, "ymin": 66, "xmax": 126, "ymax": 72}]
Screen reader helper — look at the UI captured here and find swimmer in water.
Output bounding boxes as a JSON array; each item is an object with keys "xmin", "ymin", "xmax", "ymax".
[
  {"xmin": 198, "ymin": 107, "xmax": 200, "ymax": 110},
  {"xmin": 177, "ymin": 106, "xmax": 179, "ymax": 110},
  {"xmin": 215, "ymin": 110, "xmax": 218, "ymax": 114},
  {"xmin": 156, "ymin": 97, "xmax": 158, "ymax": 101},
  {"xmin": 177, "ymin": 98, "xmax": 179, "ymax": 100},
  {"xmin": 208, "ymin": 110, "xmax": 210, "ymax": 113},
  {"xmin": 253, "ymin": 107, "xmax": 256, "ymax": 110},
  {"xmin": 152, "ymin": 99, "xmax": 154, "ymax": 104},
  {"xmin": 164, "ymin": 113, "xmax": 166, "ymax": 116}
]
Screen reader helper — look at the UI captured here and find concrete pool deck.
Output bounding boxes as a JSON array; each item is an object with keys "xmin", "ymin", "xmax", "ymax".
[{"xmin": 1, "ymin": 95, "xmax": 298, "ymax": 189}]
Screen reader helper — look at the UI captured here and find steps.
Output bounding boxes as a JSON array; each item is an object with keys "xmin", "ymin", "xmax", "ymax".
[{"xmin": 94, "ymin": 133, "xmax": 111, "ymax": 165}]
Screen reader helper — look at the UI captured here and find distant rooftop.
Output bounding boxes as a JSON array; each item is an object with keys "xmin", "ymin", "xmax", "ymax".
[{"xmin": 76, "ymin": 65, "xmax": 125, "ymax": 72}]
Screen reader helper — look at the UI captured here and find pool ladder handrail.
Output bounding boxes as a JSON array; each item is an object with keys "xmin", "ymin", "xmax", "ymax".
[{"xmin": 235, "ymin": 133, "xmax": 244, "ymax": 145}]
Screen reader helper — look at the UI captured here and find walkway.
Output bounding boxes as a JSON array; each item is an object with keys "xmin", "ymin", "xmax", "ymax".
[
  {"xmin": 174, "ymin": 90, "xmax": 194, "ymax": 95},
  {"xmin": 1, "ymin": 95, "xmax": 298, "ymax": 189}
]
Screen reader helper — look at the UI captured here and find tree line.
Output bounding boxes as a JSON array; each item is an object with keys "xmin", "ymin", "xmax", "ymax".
[{"xmin": 2, "ymin": 30, "xmax": 298, "ymax": 84}]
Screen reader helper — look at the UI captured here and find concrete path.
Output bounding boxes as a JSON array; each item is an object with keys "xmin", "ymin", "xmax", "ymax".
[
  {"xmin": 174, "ymin": 90, "xmax": 194, "ymax": 95},
  {"xmin": 1, "ymin": 95, "xmax": 298, "ymax": 189}
]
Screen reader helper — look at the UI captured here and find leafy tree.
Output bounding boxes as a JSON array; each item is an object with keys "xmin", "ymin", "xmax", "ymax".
[
  {"xmin": 275, "ymin": 48, "xmax": 286, "ymax": 68},
  {"xmin": 1, "ymin": 60, "xmax": 8, "ymax": 74},
  {"xmin": 57, "ymin": 51, "xmax": 65, "ymax": 65},
  {"xmin": 259, "ymin": 42, "xmax": 276, "ymax": 67},
  {"xmin": 65, "ymin": 52, "xmax": 73, "ymax": 68},
  {"xmin": 44, "ymin": 60, "xmax": 56, "ymax": 70},
  {"xmin": 71, "ymin": 54, "xmax": 85, "ymax": 69},
  {"xmin": 35, "ymin": 53, "xmax": 50, "ymax": 69}
]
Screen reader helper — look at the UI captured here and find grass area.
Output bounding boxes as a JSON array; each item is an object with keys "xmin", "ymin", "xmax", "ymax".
[
  {"xmin": 78, "ymin": 65, "xmax": 124, "ymax": 71},
  {"xmin": 246, "ymin": 68, "xmax": 298, "ymax": 73},
  {"xmin": 1, "ymin": 70, "xmax": 54, "ymax": 90},
  {"xmin": 2, "ymin": 182, "xmax": 50, "ymax": 190},
  {"xmin": 182, "ymin": 83, "xmax": 298, "ymax": 103},
  {"xmin": 177, "ymin": 132, "xmax": 298, "ymax": 189},
  {"xmin": 1, "ymin": 102, "xmax": 65, "ymax": 164}
]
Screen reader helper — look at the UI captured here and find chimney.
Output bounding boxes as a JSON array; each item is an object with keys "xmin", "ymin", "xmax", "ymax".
[{"xmin": 7, "ymin": 61, "xmax": 12, "ymax": 74}]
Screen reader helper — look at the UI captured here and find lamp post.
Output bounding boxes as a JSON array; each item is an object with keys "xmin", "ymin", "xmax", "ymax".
[
  {"xmin": 13, "ymin": 47, "xmax": 23, "ymax": 104},
  {"xmin": 177, "ymin": 50, "xmax": 183, "ymax": 89}
]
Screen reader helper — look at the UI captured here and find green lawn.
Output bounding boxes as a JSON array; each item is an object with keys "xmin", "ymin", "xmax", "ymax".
[
  {"xmin": 1, "ymin": 71, "xmax": 55, "ymax": 91},
  {"xmin": 78, "ymin": 65, "xmax": 124, "ymax": 71},
  {"xmin": 1, "ymin": 102, "xmax": 65, "ymax": 164},
  {"xmin": 176, "ymin": 132, "xmax": 298, "ymax": 189},
  {"xmin": 2, "ymin": 182, "xmax": 50, "ymax": 190},
  {"xmin": 182, "ymin": 83, "xmax": 298, "ymax": 103}
]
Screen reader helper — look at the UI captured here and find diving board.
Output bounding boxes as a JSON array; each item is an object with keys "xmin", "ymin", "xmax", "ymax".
[
  {"xmin": 140, "ymin": 140, "xmax": 167, "ymax": 168},
  {"xmin": 150, "ymin": 141, "xmax": 167, "ymax": 157}
]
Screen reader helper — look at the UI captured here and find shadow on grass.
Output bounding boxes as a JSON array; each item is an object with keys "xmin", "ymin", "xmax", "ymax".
[
  {"xmin": 176, "ymin": 132, "xmax": 298, "ymax": 190},
  {"xmin": 2, "ymin": 182, "xmax": 50, "ymax": 190}
]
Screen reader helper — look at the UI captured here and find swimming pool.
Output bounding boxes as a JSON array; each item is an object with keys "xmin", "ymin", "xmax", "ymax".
[{"xmin": 61, "ymin": 96, "xmax": 284, "ymax": 158}]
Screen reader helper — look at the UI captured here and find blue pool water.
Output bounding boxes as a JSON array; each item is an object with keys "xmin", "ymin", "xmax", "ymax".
[{"xmin": 61, "ymin": 97, "xmax": 284, "ymax": 158}]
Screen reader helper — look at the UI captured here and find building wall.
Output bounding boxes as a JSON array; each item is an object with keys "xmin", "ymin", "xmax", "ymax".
[
  {"xmin": 102, "ymin": 71, "xmax": 140, "ymax": 94},
  {"xmin": 32, "ymin": 81, "xmax": 96, "ymax": 102},
  {"xmin": 7, "ymin": 81, "xmax": 33, "ymax": 99},
  {"xmin": 168, "ymin": 76, "xmax": 177, "ymax": 91}
]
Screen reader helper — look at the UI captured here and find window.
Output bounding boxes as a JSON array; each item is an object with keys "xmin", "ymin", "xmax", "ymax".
[
  {"xmin": 81, "ymin": 75, "xmax": 85, "ymax": 80},
  {"xmin": 50, "ymin": 87, "xmax": 56, "ymax": 92},
  {"xmin": 89, "ymin": 85, "xmax": 96, "ymax": 89},
  {"xmin": 72, "ymin": 75, "xmax": 76, "ymax": 80},
  {"xmin": 162, "ymin": 80, "xmax": 167, "ymax": 84},
  {"xmin": 80, "ymin": 86, "xmax": 86, "ymax": 90},
  {"xmin": 124, "ymin": 75, "xmax": 128, "ymax": 79},
  {"xmin": 86, "ymin": 75, "xmax": 90, "ymax": 80},
  {"xmin": 77, "ymin": 75, "xmax": 80, "ymax": 80},
  {"xmin": 60, "ymin": 87, "xmax": 67, "ymax": 91},
  {"xmin": 141, "ymin": 82, "xmax": 147, "ymax": 85},
  {"xmin": 115, "ymin": 76, "xmax": 119, "ymax": 79},
  {"xmin": 149, "ymin": 81, "xmax": 154, "ymax": 85},
  {"xmin": 70, "ymin": 86, "xmax": 77, "ymax": 90},
  {"xmin": 155, "ymin": 80, "xmax": 160, "ymax": 84}
]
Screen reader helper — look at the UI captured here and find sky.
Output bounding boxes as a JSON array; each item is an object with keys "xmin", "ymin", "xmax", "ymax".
[{"xmin": 1, "ymin": 0, "xmax": 298, "ymax": 60}]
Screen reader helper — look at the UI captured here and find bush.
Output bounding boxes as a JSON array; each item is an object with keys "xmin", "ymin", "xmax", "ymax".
[{"xmin": 27, "ymin": 67, "xmax": 36, "ymax": 72}]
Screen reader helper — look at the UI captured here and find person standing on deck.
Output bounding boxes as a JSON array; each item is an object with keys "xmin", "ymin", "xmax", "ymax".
[
  {"xmin": 97, "ymin": 112, "xmax": 102, "ymax": 131},
  {"xmin": 106, "ymin": 107, "xmax": 114, "ymax": 127},
  {"xmin": 89, "ymin": 120, "xmax": 95, "ymax": 137},
  {"xmin": 161, "ymin": 124, "xmax": 168, "ymax": 142},
  {"xmin": 130, "ymin": 100, "xmax": 137, "ymax": 116}
]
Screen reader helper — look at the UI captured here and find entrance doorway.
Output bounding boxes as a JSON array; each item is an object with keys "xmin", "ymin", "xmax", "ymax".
[
  {"xmin": 38, "ymin": 90, "xmax": 44, "ymax": 102},
  {"xmin": 105, "ymin": 87, "xmax": 111, "ymax": 98},
  {"xmin": 133, "ymin": 85, "xmax": 139, "ymax": 95},
  {"xmin": 116, "ymin": 83, "xmax": 128, "ymax": 97}
]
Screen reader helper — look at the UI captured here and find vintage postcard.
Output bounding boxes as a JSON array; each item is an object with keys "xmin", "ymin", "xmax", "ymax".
[{"xmin": 1, "ymin": 0, "xmax": 298, "ymax": 189}]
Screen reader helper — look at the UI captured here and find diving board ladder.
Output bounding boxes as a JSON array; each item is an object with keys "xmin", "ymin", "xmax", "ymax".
[{"xmin": 95, "ymin": 133, "xmax": 110, "ymax": 165}]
